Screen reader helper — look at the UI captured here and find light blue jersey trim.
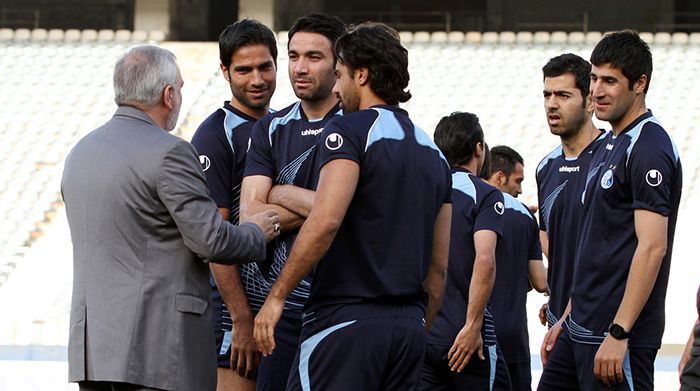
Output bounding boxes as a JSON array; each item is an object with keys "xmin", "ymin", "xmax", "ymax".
[
  {"xmin": 221, "ymin": 107, "xmax": 248, "ymax": 152},
  {"xmin": 502, "ymin": 192, "xmax": 534, "ymax": 219},
  {"xmin": 541, "ymin": 180, "xmax": 567, "ymax": 232},
  {"xmin": 623, "ymin": 351, "xmax": 634, "ymax": 390},
  {"xmin": 365, "ymin": 108, "xmax": 404, "ymax": 151},
  {"xmin": 268, "ymin": 101, "xmax": 302, "ymax": 146},
  {"xmin": 488, "ymin": 344, "xmax": 497, "ymax": 391},
  {"xmin": 299, "ymin": 320, "xmax": 356, "ymax": 391},
  {"xmin": 220, "ymin": 330, "xmax": 232, "ymax": 355},
  {"xmin": 625, "ymin": 115, "xmax": 680, "ymax": 166},
  {"xmin": 412, "ymin": 122, "xmax": 449, "ymax": 165},
  {"xmin": 452, "ymin": 172, "xmax": 476, "ymax": 202},
  {"xmin": 537, "ymin": 145, "xmax": 562, "ymax": 175}
]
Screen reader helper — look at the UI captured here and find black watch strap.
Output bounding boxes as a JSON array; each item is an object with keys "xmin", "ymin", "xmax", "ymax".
[{"xmin": 608, "ymin": 323, "xmax": 631, "ymax": 340}]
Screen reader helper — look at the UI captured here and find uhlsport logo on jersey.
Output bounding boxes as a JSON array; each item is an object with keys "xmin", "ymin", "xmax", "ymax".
[
  {"xmin": 325, "ymin": 133, "xmax": 343, "ymax": 150},
  {"xmin": 600, "ymin": 169, "xmax": 614, "ymax": 189},
  {"xmin": 199, "ymin": 155, "xmax": 211, "ymax": 172},
  {"xmin": 645, "ymin": 169, "xmax": 663, "ymax": 187},
  {"xmin": 494, "ymin": 201, "xmax": 505, "ymax": 215},
  {"xmin": 301, "ymin": 127, "xmax": 323, "ymax": 136}
]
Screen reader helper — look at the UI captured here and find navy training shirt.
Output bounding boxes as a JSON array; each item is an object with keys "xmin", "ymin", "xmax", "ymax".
[
  {"xmin": 570, "ymin": 111, "xmax": 682, "ymax": 349},
  {"xmin": 191, "ymin": 101, "xmax": 257, "ymax": 220},
  {"xmin": 536, "ymin": 131, "xmax": 605, "ymax": 326},
  {"xmin": 243, "ymin": 101, "xmax": 342, "ymax": 313},
  {"xmin": 190, "ymin": 102, "xmax": 258, "ymax": 332},
  {"xmin": 428, "ymin": 169, "xmax": 504, "ymax": 348},
  {"xmin": 305, "ymin": 105, "xmax": 452, "ymax": 317},
  {"xmin": 490, "ymin": 192, "xmax": 542, "ymax": 363}
]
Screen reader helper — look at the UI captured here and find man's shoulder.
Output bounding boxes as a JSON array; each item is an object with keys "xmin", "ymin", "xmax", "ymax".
[
  {"xmin": 192, "ymin": 108, "xmax": 226, "ymax": 139},
  {"xmin": 260, "ymin": 102, "xmax": 300, "ymax": 125},
  {"xmin": 536, "ymin": 145, "xmax": 563, "ymax": 178}
]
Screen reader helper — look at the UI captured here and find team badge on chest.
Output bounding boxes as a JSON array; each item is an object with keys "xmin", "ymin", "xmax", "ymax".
[{"xmin": 600, "ymin": 169, "xmax": 614, "ymax": 189}]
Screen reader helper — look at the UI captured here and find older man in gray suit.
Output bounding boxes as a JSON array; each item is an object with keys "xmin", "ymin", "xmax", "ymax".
[{"xmin": 62, "ymin": 45, "xmax": 281, "ymax": 391}]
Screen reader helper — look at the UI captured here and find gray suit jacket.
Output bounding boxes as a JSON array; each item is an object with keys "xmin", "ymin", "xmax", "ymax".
[{"xmin": 62, "ymin": 106, "xmax": 266, "ymax": 390}]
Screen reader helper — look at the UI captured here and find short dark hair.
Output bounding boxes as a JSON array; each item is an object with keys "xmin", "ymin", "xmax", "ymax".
[
  {"xmin": 542, "ymin": 53, "xmax": 592, "ymax": 105},
  {"xmin": 590, "ymin": 30, "xmax": 652, "ymax": 93},
  {"xmin": 478, "ymin": 143, "xmax": 491, "ymax": 179},
  {"xmin": 434, "ymin": 112, "xmax": 484, "ymax": 167},
  {"xmin": 487, "ymin": 145, "xmax": 524, "ymax": 178},
  {"xmin": 288, "ymin": 13, "xmax": 346, "ymax": 53},
  {"xmin": 334, "ymin": 22, "xmax": 411, "ymax": 105},
  {"xmin": 219, "ymin": 19, "xmax": 277, "ymax": 68}
]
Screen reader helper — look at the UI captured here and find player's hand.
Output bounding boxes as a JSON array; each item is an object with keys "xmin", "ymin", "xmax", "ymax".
[
  {"xmin": 539, "ymin": 302, "xmax": 549, "ymax": 326},
  {"xmin": 243, "ymin": 209, "xmax": 280, "ymax": 242},
  {"xmin": 254, "ymin": 296, "xmax": 284, "ymax": 357},
  {"xmin": 528, "ymin": 204, "xmax": 538, "ymax": 213},
  {"xmin": 231, "ymin": 315, "xmax": 261, "ymax": 379},
  {"xmin": 594, "ymin": 335, "xmax": 627, "ymax": 387},
  {"xmin": 447, "ymin": 324, "xmax": 484, "ymax": 372},
  {"xmin": 540, "ymin": 320, "xmax": 563, "ymax": 366}
]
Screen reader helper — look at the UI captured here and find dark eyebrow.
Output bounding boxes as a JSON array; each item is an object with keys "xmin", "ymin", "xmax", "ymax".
[{"xmin": 233, "ymin": 65, "xmax": 252, "ymax": 72}]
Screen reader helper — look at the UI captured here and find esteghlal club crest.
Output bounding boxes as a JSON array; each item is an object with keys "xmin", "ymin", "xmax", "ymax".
[{"xmin": 600, "ymin": 169, "xmax": 614, "ymax": 189}]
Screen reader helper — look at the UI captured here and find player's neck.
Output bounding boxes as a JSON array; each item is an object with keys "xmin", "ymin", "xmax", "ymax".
[
  {"xmin": 230, "ymin": 98, "xmax": 268, "ymax": 120},
  {"xmin": 458, "ymin": 160, "xmax": 478, "ymax": 175},
  {"xmin": 611, "ymin": 99, "xmax": 648, "ymax": 136},
  {"xmin": 561, "ymin": 121, "xmax": 599, "ymax": 158},
  {"xmin": 301, "ymin": 95, "xmax": 338, "ymax": 120},
  {"xmin": 358, "ymin": 89, "xmax": 387, "ymax": 111}
]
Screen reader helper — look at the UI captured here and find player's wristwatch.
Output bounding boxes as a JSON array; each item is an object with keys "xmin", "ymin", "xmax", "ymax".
[{"xmin": 608, "ymin": 323, "xmax": 631, "ymax": 340}]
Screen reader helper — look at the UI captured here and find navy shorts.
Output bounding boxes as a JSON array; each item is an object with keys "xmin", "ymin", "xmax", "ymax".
[
  {"xmin": 285, "ymin": 303, "xmax": 426, "ymax": 391},
  {"xmin": 257, "ymin": 310, "xmax": 302, "ymax": 391},
  {"xmin": 420, "ymin": 342, "xmax": 512, "ymax": 390},
  {"xmin": 537, "ymin": 327, "xmax": 656, "ymax": 391},
  {"xmin": 680, "ymin": 352, "xmax": 700, "ymax": 390},
  {"xmin": 506, "ymin": 361, "xmax": 532, "ymax": 391}
]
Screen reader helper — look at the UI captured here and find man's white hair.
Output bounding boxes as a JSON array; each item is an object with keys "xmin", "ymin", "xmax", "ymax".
[{"xmin": 113, "ymin": 45, "xmax": 178, "ymax": 107}]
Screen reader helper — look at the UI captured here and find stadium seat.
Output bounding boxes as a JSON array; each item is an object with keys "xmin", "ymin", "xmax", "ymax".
[
  {"xmin": 413, "ymin": 31, "xmax": 430, "ymax": 43},
  {"xmin": 639, "ymin": 32, "xmax": 654, "ymax": 44},
  {"xmin": 64, "ymin": 29, "xmax": 81, "ymax": 42},
  {"xmin": 465, "ymin": 31, "xmax": 482, "ymax": 44},
  {"xmin": 499, "ymin": 31, "xmax": 516, "ymax": 44},
  {"xmin": 533, "ymin": 31, "xmax": 551, "ymax": 44},
  {"xmin": 47, "ymin": 29, "xmax": 64, "ymax": 42},
  {"xmin": 398, "ymin": 31, "xmax": 413, "ymax": 44},
  {"xmin": 690, "ymin": 32, "xmax": 700, "ymax": 45},
  {"xmin": 0, "ymin": 28, "xmax": 13, "ymax": 41},
  {"xmin": 568, "ymin": 31, "xmax": 585, "ymax": 44},
  {"xmin": 14, "ymin": 29, "xmax": 31, "ymax": 41},
  {"xmin": 447, "ymin": 31, "xmax": 465, "ymax": 43},
  {"xmin": 482, "ymin": 31, "xmax": 499, "ymax": 44},
  {"xmin": 131, "ymin": 30, "xmax": 148, "ymax": 42},
  {"xmin": 516, "ymin": 31, "xmax": 533, "ymax": 44},
  {"xmin": 655, "ymin": 32, "xmax": 672, "ymax": 44},
  {"xmin": 97, "ymin": 29, "xmax": 115, "ymax": 42},
  {"xmin": 30, "ymin": 29, "xmax": 48, "ymax": 42},
  {"xmin": 81, "ymin": 29, "xmax": 98, "ymax": 42},
  {"xmin": 276, "ymin": 31, "xmax": 288, "ymax": 44},
  {"xmin": 148, "ymin": 30, "xmax": 166, "ymax": 42},
  {"xmin": 115, "ymin": 29, "xmax": 132, "ymax": 42},
  {"xmin": 431, "ymin": 31, "xmax": 448, "ymax": 43},
  {"xmin": 551, "ymin": 31, "xmax": 568, "ymax": 44},
  {"xmin": 585, "ymin": 31, "xmax": 602, "ymax": 44},
  {"xmin": 672, "ymin": 32, "xmax": 689, "ymax": 45}
]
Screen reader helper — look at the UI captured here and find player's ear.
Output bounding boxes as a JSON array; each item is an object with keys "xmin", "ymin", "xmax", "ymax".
[
  {"xmin": 584, "ymin": 92, "xmax": 594, "ymax": 114},
  {"xmin": 355, "ymin": 67, "xmax": 369, "ymax": 86},
  {"xmin": 634, "ymin": 74, "xmax": 648, "ymax": 94},
  {"xmin": 220, "ymin": 64, "xmax": 230, "ymax": 82}
]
